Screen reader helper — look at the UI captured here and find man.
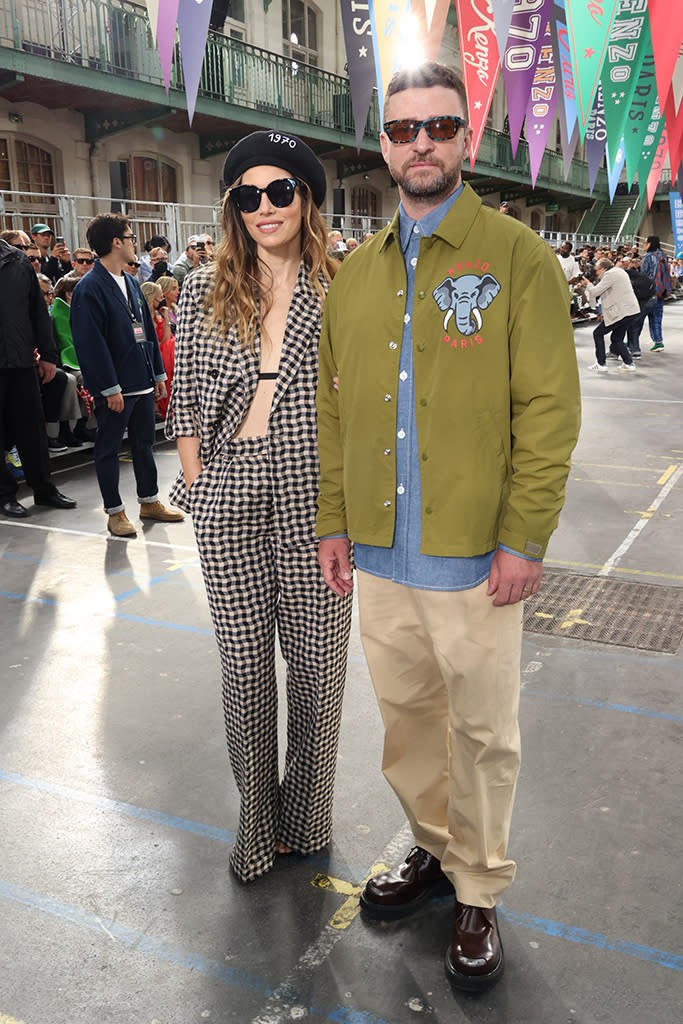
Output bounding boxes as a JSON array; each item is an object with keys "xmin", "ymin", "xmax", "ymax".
[
  {"xmin": 579, "ymin": 258, "xmax": 638, "ymax": 372},
  {"xmin": 30, "ymin": 223, "xmax": 72, "ymax": 283},
  {"xmin": 556, "ymin": 240, "xmax": 581, "ymax": 284},
  {"xmin": 641, "ymin": 234, "xmax": 671, "ymax": 352},
  {"xmin": 316, "ymin": 62, "xmax": 580, "ymax": 992},
  {"xmin": 70, "ymin": 214, "xmax": 183, "ymax": 537},
  {"xmin": 0, "ymin": 238, "xmax": 76, "ymax": 516},
  {"xmin": 171, "ymin": 235, "xmax": 203, "ymax": 289},
  {"xmin": 65, "ymin": 247, "xmax": 95, "ymax": 281},
  {"xmin": 138, "ymin": 234, "xmax": 173, "ymax": 283},
  {"xmin": 498, "ymin": 200, "xmax": 510, "ymax": 214},
  {"xmin": 622, "ymin": 258, "xmax": 656, "ymax": 358}
]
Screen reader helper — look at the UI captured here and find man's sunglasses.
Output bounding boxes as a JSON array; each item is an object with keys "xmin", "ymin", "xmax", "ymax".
[
  {"xmin": 29, "ymin": 255, "xmax": 41, "ymax": 263},
  {"xmin": 127, "ymin": 261, "xmax": 140, "ymax": 269},
  {"xmin": 14, "ymin": 243, "xmax": 29, "ymax": 250},
  {"xmin": 229, "ymin": 177, "xmax": 299, "ymax": 214},
  {"xmin": 76, "ymin": 257, "xmax": 94, "ymax": 265},
  {"xmin": 383, "ymin": 115, "xmax": 466, "ymax": 144}
]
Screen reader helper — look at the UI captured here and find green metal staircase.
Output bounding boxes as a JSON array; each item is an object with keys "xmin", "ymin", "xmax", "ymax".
[{"xmin": 578, "ymin": 191, "xmax": 647, "ymax": 240}]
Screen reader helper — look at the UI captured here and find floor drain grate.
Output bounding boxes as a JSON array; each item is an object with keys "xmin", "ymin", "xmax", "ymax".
[{"xmin": 523, "ymin": 571, "xmax": 683, "ymax": 653}]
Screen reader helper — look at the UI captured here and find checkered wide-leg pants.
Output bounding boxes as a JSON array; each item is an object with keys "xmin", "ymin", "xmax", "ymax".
[{"xmin": 190, "ymin": 437, "xmax": 352, "ymax": 882}]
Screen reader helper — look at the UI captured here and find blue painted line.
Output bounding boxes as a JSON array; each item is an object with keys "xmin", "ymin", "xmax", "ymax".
[
  {"xmin": 0, "ymin": 880, "xmax": 402, "ymax": 1023},
  {"xmin": 0, "ymin": 589, "xmax": 55, "ymax": 605},
  {"xmin": 0, "ymin": 769, "xmax": 236, "ymax": 843},
  {"xmin": 522, "ymin": 689, "xmax": 683, "ymax": 723},
  {"xmin": 498, "ymin": 907, "xmax": 683, "ymax": 972}
]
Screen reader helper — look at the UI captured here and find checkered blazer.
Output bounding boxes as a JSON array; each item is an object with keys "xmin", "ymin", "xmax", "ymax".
[{"xmin": 166, "ymin": 261, "xmax": 327, "ymax": 548}]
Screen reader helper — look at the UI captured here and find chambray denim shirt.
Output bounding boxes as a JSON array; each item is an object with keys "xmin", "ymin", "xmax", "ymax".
[{"xmin": 354, "ymin": 186, "xmax": 498, "ymax": 590}]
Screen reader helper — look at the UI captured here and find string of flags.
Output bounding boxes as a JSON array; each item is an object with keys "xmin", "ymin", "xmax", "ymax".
[{"xmin": 144, "ymin": 0, "xmax": 683, "ymax": 207}]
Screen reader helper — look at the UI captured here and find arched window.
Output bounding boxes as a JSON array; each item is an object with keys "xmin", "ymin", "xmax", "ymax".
[
  {"xmin": 282, "ymin": 0, "xmax": 319, "ymax": 66},
  {"xmin": 351, "ymin": 185, "xmax": 379, "ymax": 234},
  {"xmin": 0, "ymin": 136, "xmax": 58, "ymax": 233}
]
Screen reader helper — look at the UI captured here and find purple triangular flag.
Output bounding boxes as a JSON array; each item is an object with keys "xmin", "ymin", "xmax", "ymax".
[
  {"xmin": 525, "ymin": 21, "xmax": 557, "ymax": 189},
  {"xmin": 156, "ymin": 0, "xmax": 179, "ymax": 92},
  {"xmin": 177, "ymin": 0, "xmax": 214, "ymax": 124},
  {"xmin": 502, "ymin": 0, "xmax": 555, "ymax": 156}
]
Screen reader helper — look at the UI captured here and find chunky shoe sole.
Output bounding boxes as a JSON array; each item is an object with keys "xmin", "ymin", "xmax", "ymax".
[
  {"xmin": 359, "ymin": 875, "xmax": 454, "ymax": 919},
  {"xmin": 445, "ymin": 945, "xmax": 505, "ymax": 992}
]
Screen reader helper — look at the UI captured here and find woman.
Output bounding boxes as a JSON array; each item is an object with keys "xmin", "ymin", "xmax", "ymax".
[
  {"xmin": 167, "ymin": 130, "xmax": 352, "ymax": 883},
  {"xmin": 641, "ymin": 235, "xmax": 671, "ymax": 352},
  {"xmin": 49, "ymin": 275, "xmax": 95, "ymax": 444},
  {"xmin": 141, "ymin": 281, "xmax": 173, "ymax": 346},
  {"xmin": 154, "ymin": 276, "xmax": 180, "ymax": 419},
  {"xmin": 157, "ymin": 274, "xmax": 180, "ymax": 330}
]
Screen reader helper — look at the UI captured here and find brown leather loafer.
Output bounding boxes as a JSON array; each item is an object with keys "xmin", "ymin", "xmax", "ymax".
[
  {"xmin": 360, "ymin": 846, "xmax": 453, "ymax": 919},
  {"xmin": 445, "ymin": 901, "xmax": 504, "ymax": 991}
]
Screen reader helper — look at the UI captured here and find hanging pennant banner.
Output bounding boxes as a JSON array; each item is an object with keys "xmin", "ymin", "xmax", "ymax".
[
  {"xmin": 565, "ymin": 0, "xmax": 618, "ymax": 140},
  {"xmin": 550, "ymin": 7, "xmax": 576, "ymax": 140},
  {"xmin": 648, "ymin": 0, "xmax": 683, "ymax": 116},
  {"xmin": 145, "ymin": 0, "xmax": 160, "ymax": 42},
  {"xmin": 525, "ymin": 21, "xmax": 557, "ymax": 188},
  {"xmin": 340, "ymin": 0, "xmax": 377, "ymax": 150},
  {"xmin": 622, "ymin": 43, "xmax": 659, "ymax": 178},
  {"xmin": 156, "ymin": 0, "xmax": 180, "ymax": 92},
  {"xmin": 411, "ymin": 0, "xmax": 451, "ymax": 60},
  {"xmin": 600, "ymin": 0, "xmax": 650, "ymax": 155},
  {"xmin": 489, "ymin": 0, "xmax": 515, "ymax": 55},
  {"xmin": 664, "ymin": 83, "xmax": 683, "ymax": 192},
  {"xmin": 177, "ymin": 0, "xmax": 214, "ymax": 124},
  {"xmin": 559, "ymin": 108, "xmax": 580, "ymax": 180},
  {"xmin": 369, "ymin": 0, "xmax": 413, "ymax": 121},
  {"xmin": 454, "ymin": 0, "xmax": 501, "ymax": 169},
  {"xmin": 646, "ymin": 129, "xmax": 667, "ymax": 207},
  {"xmin": 584, "ymin": 82, "xmax": 607, "ymax": 194},
  {"xmin": 502, "ymin": 0, "xmax": 554, "ymax": 156},
  {"xmin": 605, "ymin": 136, "xmax": 625, "ymax": 202},
  {"xmin": 637, "ymin": 109, "xmax": 665, "ymax": 189}
]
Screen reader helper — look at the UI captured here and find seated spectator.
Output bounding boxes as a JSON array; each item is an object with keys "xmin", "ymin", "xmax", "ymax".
[
  {"xmin": 51, "ymin": 276, "xmax": 96, "ymax": 442},
  {"xmin": 141, "ymin": 281, "xmax": 174, "ymax": 421},
  {"xmin": 149, "ymin": 246, "xmax": 171, "ymax": 282},
  {"xmin": 124, "ymin": 257, "xmax": 141, "ymax": 276},
  {"xmin": 171, "ymin": 236, "xmax": 203, "ymax": 289},
  {"xmin": 26, "ymin": 244, "xmax": 42, "ymax": 272},
  {"xmin": 345, "ymin": 237, "xmax": 358, "ymax": 252},
  {"xmin": 157, "ymin": 275, "xmax": 180, "ymax": 331},
  {"xmin": 138, "ymin": 234, "xmax": 172, "ymax": 282},
  {"xmin": 0, "ymin": 229, "xmax": 31, "ymax": 251},
  {"xmin": 31, "ymin": 223, "xmax": 73, "ymax": 283},
  {"xmin": 65, "ymin": 248, "xmax": 95, "ymax": 281},
  {"xmin": 198, "ymin": 233, "xmax": 215, "ymax": 261}
]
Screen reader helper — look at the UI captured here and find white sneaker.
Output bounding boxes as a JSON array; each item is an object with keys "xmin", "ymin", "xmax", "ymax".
[
  {"xmin": 619, "ymin": 363, "xmax": 636, "ymax": 373},
  {"xmin": 588, "ymin": 362, "xmax": 608, "ymax": 372}
]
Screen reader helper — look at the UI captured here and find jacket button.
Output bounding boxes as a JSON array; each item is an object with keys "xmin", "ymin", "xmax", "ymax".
[
  {"xmin": 419, "ymin": 398, "xmax": 427, "ymax": 406},
  {"xmin": 384, "ymin": 448, "xmax": 391, "ymax": 455},
  {"xmin": 209, "ymin": 369, "xmax": 219, "ymax": 379},
  {"xmin": 418, "ymin": 290, "xmax": 425, "ymax": 299},
  {"xmin": 416, "ymin": 343, "xmax": 425, "ymax": 352},
  {"xmin": 425, "ymin": 506, "xmax": 433, "ymax": 515},
  {"xmin": 384, "ymin": 500, "xmax": 392, "ymax": 507},
  {"xmin": 384, "ymin": 394, "xmax": 392, "ymax": 402},
  {"xmin": 389, "ymin": 342, "xmax": 398, "ymax": 350}
]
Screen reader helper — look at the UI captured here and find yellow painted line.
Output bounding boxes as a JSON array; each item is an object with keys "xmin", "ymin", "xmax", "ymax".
[
  {"xmin": 657, "ymin": 465, "xmax": 677, "ymax": 485},
  {"xmin": 312, "ymin": 862, "xmax": 389, "ymax": 930},
  {"xmin": 572, "ymin": 478, "xmax": 680, "ymax": 489},
  {"xmin": 533, "ymin": 612, "xmax": 555, "ymax": 620},
  {"xmin": 560, "ymin": 608, "xmax": 592, "ymax": 629},
  {"xmin": 574, "ymin": 463, "xmax": 668, "ymax": 472},
  {"xmin": 546, "ymin": 559, "xmax": 683, "ymax": 583}
]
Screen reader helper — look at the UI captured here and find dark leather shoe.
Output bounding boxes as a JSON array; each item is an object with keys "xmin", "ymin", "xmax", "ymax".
[
  {"xmin": 360, "ymin": 846, "xmax": 453, "ymax": 918},
  {"xmin": 445, "ymin": 901, "xmax": 504, "ymax": 991},
  {"xmin": 1, "ymin": 498, "xmax": 28, "ymax": 518},
  {"xmin": 34, "ymin": 491, "xmax": 77, "ymax": 510}
]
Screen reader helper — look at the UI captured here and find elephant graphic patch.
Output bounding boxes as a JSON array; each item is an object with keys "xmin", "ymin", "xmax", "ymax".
[{"xmin": 432, "ymin": 273, "xmax": 501, "ymax": 336}]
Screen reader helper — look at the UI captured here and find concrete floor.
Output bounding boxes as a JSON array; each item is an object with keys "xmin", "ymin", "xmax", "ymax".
[{"xmin": 1, "ymin": 303, "xmax": 682, "ymax": 1024}]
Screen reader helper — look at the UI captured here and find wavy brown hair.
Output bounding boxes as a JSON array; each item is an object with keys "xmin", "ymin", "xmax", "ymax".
[{"xmin": 204, "ymin": 178, "xmax": 338, "ymax": 350}]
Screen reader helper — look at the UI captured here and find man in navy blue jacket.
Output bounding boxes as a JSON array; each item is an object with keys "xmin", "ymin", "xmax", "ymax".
[{"xmin": 70, "ymin": 214, "xmax": 183, "ymax": 537}]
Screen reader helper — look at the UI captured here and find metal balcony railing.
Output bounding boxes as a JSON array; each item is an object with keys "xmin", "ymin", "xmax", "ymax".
[{"xmin": 0, "ymin": 0, "xmax": 380, "ymax": 139}]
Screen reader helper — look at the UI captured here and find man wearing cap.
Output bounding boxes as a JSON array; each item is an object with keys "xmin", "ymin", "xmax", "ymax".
[
  {"xmin": 316, "ymin": 62, "xmax": 580, "ymax": 991},
  {"xmin": 30, "ymin": 223, "xmax": 72, "ymax": 283},
  {"xmin": 171, "ymin": 236, "xmax": 203, "ymax": 290}
]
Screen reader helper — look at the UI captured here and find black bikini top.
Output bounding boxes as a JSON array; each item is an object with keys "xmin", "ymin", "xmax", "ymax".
[{"xmin": 258, "ymin": 372, "xmax": 278, "ymax": 380}]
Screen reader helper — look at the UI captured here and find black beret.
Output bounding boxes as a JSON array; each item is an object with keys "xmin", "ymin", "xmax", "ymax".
[{"xmin": 222, "ymin": 130, "xmax": 327, "ymax": 208}]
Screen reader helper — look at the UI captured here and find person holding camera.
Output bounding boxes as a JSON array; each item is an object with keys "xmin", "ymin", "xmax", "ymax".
[
  {"xmin": 171, "ymin": 236, "xmax": 204, "ymax": 290},
  {"xmin": 578, "ymin": 258, "xmax": 638, "ymax": 372},
  {"xmin": 30, "ymin": 224, "xmax": 72, "ymax": 284}
]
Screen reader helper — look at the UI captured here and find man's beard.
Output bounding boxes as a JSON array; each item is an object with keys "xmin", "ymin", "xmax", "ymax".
[{"xmin": 391, "ymin": 160, "xmax": 461, "ymax": 201}]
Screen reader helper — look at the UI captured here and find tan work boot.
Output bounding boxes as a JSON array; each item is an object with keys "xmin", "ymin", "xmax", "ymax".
[
  {"xmin": 139, "ymin": 500, "xmax": 184, "ymax": 522},
  {"xmin": 107, "ymin": 510, "xmax": 137, "ymax": 537}
]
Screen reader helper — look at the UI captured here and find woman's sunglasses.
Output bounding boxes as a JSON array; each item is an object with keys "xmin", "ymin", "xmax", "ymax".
[
  {"xmin": 229, "ymin": 177, "xmax": 299, "ymax": 214},
  {"xmin": 383, "ymin": 115, "xmax": 466, "ymax": 144},
  {"xmin": 76, "ymin": 257, "xmax": 94, "ymax": 265}
]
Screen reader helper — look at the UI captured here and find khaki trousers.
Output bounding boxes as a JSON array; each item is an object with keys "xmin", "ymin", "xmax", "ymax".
[{"xmin": 357, "ymin": 571, "xmax": 523, "ymax": 908}]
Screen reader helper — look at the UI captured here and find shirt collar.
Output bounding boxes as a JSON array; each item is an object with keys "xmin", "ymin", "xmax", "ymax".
[{"xmin": 398, "ymin": 183, "xmax": 464, "ymax": 254}]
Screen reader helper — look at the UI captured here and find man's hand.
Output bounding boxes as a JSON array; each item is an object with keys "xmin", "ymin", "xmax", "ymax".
[
  {"xmin": 487, "ymin": 548, "xmax": 543, "ymax": 606},
  {"xmin": 107, "ymin": 393, "xmax": 125, "ymax": 413},
  {"xmin": 38, "ymin": 359, "xmax": 56, "ymax": 383},
  {"xmin": 154, "ymin": 380, "xmax": 167, "ymax": 401},
  {"xmin": 317, "ymin": 537, "xmax": 353, "ymax": 597}
]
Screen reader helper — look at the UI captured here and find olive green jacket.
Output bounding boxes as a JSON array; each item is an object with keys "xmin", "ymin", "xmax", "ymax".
[{"xmin": 316, "ymin": 184, "xmax": 581, "ymax": 559}]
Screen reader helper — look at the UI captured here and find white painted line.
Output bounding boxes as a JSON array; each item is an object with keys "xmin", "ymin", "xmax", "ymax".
[
  {"xmin": 249, "ymin": 822, "xmax": 414, "ymax": 1024},
  {"xmin": 599, "ymin": 462, "xmax": 683, "ymax": 577},
  {"xmin": 0, "ymin": 518, "xmax": 198, "ymax": 553}
]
